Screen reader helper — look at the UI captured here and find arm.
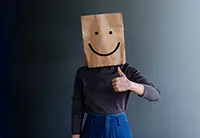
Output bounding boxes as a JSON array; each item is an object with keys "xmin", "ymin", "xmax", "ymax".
[
  {"xmin": 128, "ymin": 67, "xmax": 161, "ymax": 101},
  {"xmin": 128, "ymin": 81, "xmax": 145, "ymax": 96},
  {"xmin": 112, "ymin": 66, "xmax": 160, "ymax": 101},
  {"xmin": 71, "ymin": 69, "xmax": 85, "ymax": 138}
]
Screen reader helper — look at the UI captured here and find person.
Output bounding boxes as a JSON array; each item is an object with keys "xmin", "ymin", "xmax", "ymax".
[
  {"xmin": 71, "ymin": 63, "xmax": 160, "ymax": 138},
  {"xmin": 71, "ymin": 12, "xmax": 160, "ymax": 138}
]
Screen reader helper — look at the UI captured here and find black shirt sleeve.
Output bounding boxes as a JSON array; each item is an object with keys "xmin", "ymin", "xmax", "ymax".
[
  {"xmin": 71, "ymin": 69, "xmax": 85, "ymax": 135},
  {"xmin": 125, "ymin": 64, "xmax": 161, "ymax": 101}
]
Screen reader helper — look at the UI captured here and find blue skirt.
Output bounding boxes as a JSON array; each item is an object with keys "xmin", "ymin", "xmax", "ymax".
[{"xmin": 81, "ymin": 112, "xmax": 132, "ymax": 138}]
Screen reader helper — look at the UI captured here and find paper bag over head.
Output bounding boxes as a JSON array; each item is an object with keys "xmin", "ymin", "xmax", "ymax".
[{"xmin": 81, "ymin": 12, "xmax": 126, "ymax": 68}]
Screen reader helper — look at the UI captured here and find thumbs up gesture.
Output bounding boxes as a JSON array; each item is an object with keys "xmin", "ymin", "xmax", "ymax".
[{"xmin": 112, "ymin": 67, "xmax": 131, "ymax": 92}]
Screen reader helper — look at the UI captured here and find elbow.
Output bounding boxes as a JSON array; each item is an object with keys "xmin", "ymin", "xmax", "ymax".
[
  {"xmin": 149, "ymin": 90, "xmax": 161, "ymax": 102},
  {"xmin": 143, "ymin": 84, "xmax": 161, "ymax": 102},
  {"xmin": 150, "ymin": 96, "xmax": 160, "ymax": 102}
]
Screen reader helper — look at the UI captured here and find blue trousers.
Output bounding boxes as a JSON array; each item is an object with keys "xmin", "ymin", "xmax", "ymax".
[{"xmin": 81, "ymin": 112, "xmax": 132, "ymax": 138}]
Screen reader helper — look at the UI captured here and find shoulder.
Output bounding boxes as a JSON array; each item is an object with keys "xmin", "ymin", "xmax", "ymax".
[
  {"xmin": 76, "ymin": 66, "xmax": 87, "ymax": 76},
  {"xmin": 122, "ymin": 62, "xmax": 143, "ymax": 80},
  {"xmin": 122, "ymin": 62, "xmax": 139, "ymax": 74}
]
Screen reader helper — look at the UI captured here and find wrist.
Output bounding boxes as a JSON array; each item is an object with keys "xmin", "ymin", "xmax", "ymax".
[
  {"xmin": 128, "ymin": 81, "xmax": 144, "ymax": 96},
  {"xmin": 128, "ymin": 80, "xmax": 136, "ymax": 91}
]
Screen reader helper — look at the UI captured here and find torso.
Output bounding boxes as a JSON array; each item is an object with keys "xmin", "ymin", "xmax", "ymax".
[{"xmin": 78, "ymin": 63, "xmax": 131, "ymax": 114}]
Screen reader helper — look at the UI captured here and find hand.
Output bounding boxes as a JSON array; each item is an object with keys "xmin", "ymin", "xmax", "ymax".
[
  {"xmin": 72, "ymin": 135, "xmax": 80, "ymax": 138},
  {"xmin": 112, "ymin": 67, "xmax": 131, "ymax": 92}
]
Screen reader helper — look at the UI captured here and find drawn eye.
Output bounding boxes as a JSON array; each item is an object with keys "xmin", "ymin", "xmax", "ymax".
[
  {"xmin": 95, "ymin": 31, "xmax": 99, "ymax": 35},
  {"xmin": 109, "ymin": 31, "xmax": 113, "ymax": 35}
]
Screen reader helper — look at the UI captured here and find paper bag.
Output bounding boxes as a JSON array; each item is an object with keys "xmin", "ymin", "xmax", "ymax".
[{"xmin": 81, "ymin": 12, "xmax": 126, "ymax": 68}]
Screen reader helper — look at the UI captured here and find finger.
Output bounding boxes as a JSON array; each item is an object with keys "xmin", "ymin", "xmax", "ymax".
[
  {"xmin": 113, "ymin": 87, "xmax": 119, "ymax": 92},
  {"xmin": 117, "ymin": 67, "xmax": 125, "ymax": 77},
  {"xmin": 112, "ymin": 80, "xmax": 120, "ymax": 86},
  {"xmin": 115, "ymin": 87, "xmax": 120, "ymax": 92},
  {"xmin": 112, "ymin": 78, "xmax": 119, "ymax": 83},
  {"xmin": 112, "ymin": 82, "xmax": 117, "ymax": 87},
  {"xmin": 112, "ymin": 80, "xmax": 118, "ymax": 85},
  {"xmin": 113, "ymin": 85, "xmax": 117, "ymax": 91},
  {"xmin": 113, "ymin": 84, "xmax": 118, "ymax": 89},
  {"xmin": 113, "ymin": 84, "xmax": 118, "ymax": 90},
  {"xmin": 112, "ymin": 82, "xmax": 115, "ymax": 86},
  {"xmin": 114, "ymin": 85, "xmax": 121, "ymax": 92}
]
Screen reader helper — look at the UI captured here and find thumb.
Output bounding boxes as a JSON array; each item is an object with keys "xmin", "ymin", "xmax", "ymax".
[{"xmin": 118, "ymin": 67, "xmax": 125, "ymax": 77}]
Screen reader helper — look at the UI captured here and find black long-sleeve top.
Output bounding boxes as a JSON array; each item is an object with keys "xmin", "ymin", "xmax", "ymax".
[{"xmin": 71, "ymin": 63, "xmax": 160, "ymax": 135}]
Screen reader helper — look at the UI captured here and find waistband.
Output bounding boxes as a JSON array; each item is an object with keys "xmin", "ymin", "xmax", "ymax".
[
  {"xmin": 87, "ymin": 112, "xmax": 126, "ymax": 117},
  {"xmin": 86, "ymin": 112, "xmax": 128, "ymax": 125}
]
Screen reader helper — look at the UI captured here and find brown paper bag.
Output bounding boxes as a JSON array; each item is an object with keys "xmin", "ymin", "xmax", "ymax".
[{"xmin": 81, "ymin": 12, "xmax": 126, "ymax": 68}]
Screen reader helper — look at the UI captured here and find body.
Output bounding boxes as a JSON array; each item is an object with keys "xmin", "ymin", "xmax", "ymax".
[{"xmin": 71, "ymin": 63, "xmax": 160, "ymax": 138}]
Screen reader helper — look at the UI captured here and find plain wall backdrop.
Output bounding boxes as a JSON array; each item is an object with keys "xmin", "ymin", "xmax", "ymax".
[{"xmin": 2, "ymin": 0, "xmax": 200, "ymax": 138}]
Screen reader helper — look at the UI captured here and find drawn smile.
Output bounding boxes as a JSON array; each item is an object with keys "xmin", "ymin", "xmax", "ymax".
[{"xmin": 88, "ymin": 42, "xmax": 120, "ymax": 56}]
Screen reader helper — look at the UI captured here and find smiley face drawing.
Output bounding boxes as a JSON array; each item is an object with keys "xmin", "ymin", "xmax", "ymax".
[
  {"xmin": 88, "ymin": 30, "xmax": 121, "ymax": 56},
  {"xmin": 81, "ymin": 12, "xmax": 126, "ymax": 68}
]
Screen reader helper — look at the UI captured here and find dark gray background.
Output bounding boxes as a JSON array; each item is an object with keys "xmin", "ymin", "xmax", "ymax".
[{"xmin": 2, "ymin": 0, "xmax": 200, "ymax": 138}]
